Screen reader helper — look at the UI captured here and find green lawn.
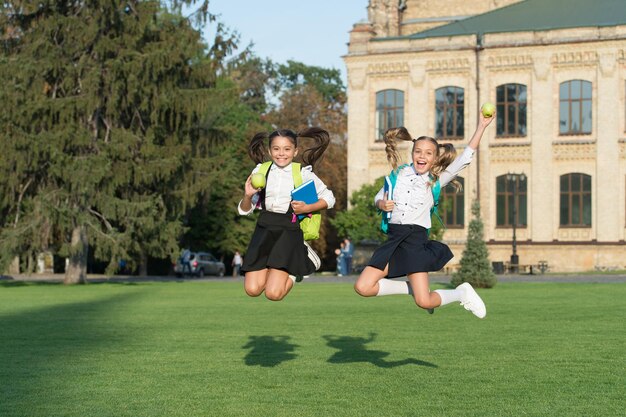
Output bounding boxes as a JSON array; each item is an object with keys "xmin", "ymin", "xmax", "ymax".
[{"xmin": 1, "ymin": 280, "xmax": 624, "ymax": 417}]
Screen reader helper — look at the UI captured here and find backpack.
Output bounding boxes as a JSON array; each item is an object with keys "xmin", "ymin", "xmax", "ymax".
[
  {"xmin": 379, "ymin": 163, "xmax": 444, "ymax": 235},
  {"xmin": 258, "ymin": 161, "xmax": 321, "ymax": 241}
]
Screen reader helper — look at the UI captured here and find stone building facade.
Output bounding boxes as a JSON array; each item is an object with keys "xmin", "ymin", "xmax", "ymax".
[{"xmin": 344, "ymin": 0, "xmax": 626, "ymax": 272}]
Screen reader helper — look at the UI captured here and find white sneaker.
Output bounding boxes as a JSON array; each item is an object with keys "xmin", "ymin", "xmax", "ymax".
[
  {"xmin": 303, "ymin": 241, "xmax": 321, "ymax": 271},
  {"xmin": 457, "ymin": 282, "xmax": 487, "ymax": 319},
  {"xmin": 288, "ymin": 274, "xmax": 304, "ymax": 283}
]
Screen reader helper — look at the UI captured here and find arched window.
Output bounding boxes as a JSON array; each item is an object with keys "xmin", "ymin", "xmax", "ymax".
[
  {"xmin": 559, "ymin": 80, "xmax": 592, "ymax": 134},
  {"xmin": 496, "ymin": 174, "xmax": 527, "ymax": 227},
  {"xmin": 560, "ymin": 173, "xmax": 591, "ymax": 227},
  {"xmin": 376, "ymin": 89, "xmax": 404, "ymax": 141},
  {"xmin": 440, "ymin": 177, "xmax": 464, "ymax": 228},
  {"xmin": 496, "ymin": 83, "xmax": 527, "ymax": 137},
  {"xmin": 435, "ymin": 86, "xmax": 464, "ymax": 139}
]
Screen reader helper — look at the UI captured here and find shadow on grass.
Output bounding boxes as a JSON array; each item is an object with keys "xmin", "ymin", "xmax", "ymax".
[
  {"xmin": 323, "ymin": 333, "xmax": 437, "ymax": 368},
  {"xmin": 0, "ymin": 280, "xmax": 139, "ymax": 287},
  {"xmin": 0, "ymin": 280, "xmax": 30, "ymax": 287},
  {"xmin": 242, "ymin": 336, "xmax": 299, "ymax": 367},
  {"xmin": 0, "ymin": 279, "xmax": 140, "ymax": 289},
  {"xmin": 0, "ymin": 292, "xmax": 139, "ymax": 415}
]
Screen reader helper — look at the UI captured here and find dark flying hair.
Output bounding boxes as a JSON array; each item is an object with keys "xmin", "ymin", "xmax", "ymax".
[{"xmin": 247, "ymin": 127, "xmax": 330, "ymax": 169}]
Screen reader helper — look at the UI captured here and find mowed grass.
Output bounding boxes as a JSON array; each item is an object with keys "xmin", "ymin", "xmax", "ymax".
[{"xmin": 0, "ymin": 280, "xmax": 624, "ymax": 417}]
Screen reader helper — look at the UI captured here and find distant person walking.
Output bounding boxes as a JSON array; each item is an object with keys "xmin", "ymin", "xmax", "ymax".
[
  {"xmin": 232, "ymin": 251, "xmax": 243, "ymax": 277},
  {"xmin": 335, "ymin": 242, "xmax": 347, "ymax": 276},
  {"xmin": 181, "ymin": 249, "xmax": 192, "ymax": 276},
  {"xmin": 343, "ymin": 238, "xmax": 354, "ymax": 275}
]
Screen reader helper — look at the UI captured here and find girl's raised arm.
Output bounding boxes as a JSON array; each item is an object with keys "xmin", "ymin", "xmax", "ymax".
[{"xmin": 467, "ymin": 112, "xmax": 495, "ymax": 150}]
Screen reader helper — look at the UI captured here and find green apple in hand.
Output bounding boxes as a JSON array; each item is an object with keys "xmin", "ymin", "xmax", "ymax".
[
  {"xmin": 481, "ymin": 102, "xmax": 495, "ymax": 118},
  {"xmin": 250, "ymin": 173, "xmax": 266, "ymax": 189}
]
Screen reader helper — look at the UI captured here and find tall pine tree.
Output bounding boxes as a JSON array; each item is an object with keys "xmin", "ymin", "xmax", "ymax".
[
  {"xmin": 0, "ymin": 1, "xmax": 240, "ymax": 282},
  {"xmin": 451, "ymin": 199, "xmax": 497, "ymax": 288}
]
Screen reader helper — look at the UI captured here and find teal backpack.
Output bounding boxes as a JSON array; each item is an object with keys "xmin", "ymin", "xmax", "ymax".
[{"xmin": 379, "ymin": 163, "xmax": 443, "ymax": 235}]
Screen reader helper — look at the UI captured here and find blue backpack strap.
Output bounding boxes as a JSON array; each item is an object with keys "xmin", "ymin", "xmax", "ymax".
[
  {"xmin": 380, "ymin": 164, "xmax": 411, "ymax": 233},
  {"xmin": 431, "ymin": 178, "xmax": 441, "ymax": 210},
  {"xmin": 430, "ymin": 179, "xmax": 445, "ymax": 234}
]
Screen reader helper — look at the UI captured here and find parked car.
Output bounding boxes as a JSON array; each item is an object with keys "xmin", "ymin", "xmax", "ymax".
[{"xmin": 174, "ymin": 251, "xmax": 225, "ymax": 278}]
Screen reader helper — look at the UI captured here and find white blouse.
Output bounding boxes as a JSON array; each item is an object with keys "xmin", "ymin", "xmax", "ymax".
[
  {"xmin": 238, "ymin": 162, "xmax": 335, "ymax": 215},
  {"xmin": 374, "ymin": 146, "xmax": 475, "ymax": 228}
]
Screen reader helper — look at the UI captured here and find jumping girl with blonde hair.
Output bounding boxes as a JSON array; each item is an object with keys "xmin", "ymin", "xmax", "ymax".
[{"xmin": 354, "ymin": 114, "xmax": 494, "ymax": 318}]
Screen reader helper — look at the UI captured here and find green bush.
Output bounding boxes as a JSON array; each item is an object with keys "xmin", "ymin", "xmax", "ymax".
[{"xmin": 451, "ymin": 200, "xmax": 497, "ymax": 288}]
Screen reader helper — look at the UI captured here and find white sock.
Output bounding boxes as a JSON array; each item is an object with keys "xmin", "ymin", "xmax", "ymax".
[
  {"xmin": 376, "ymin": 279, "xmax": 411, "ymax": 296},
  {"xmin": 434, "ymin": 288, "xmax": 462, "ymax": 306}
]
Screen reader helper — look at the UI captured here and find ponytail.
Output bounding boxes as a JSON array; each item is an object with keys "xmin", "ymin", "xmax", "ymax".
[
  {"xmin": 383, "ymin": 127, "xmax": 413, "ymax": 170},
  {"xmin": 431, "ymin": 142, "xmax": 461, "ymax": 192},
  {"xmin": 248, "ymin": 132, "xmax": 268, "ymax": 164},
  {"xmin": 297, "ymin": 127, "xmax": 330, "ymax": 169}
]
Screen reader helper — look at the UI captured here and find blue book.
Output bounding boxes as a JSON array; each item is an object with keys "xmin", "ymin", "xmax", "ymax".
[
  {"xmin": 383, "ymin": 176, "xmax": 393, "ymax": 219},
  {"xmin": 291, "ymin": 179, "xmax": 318, "ymax": 219}
]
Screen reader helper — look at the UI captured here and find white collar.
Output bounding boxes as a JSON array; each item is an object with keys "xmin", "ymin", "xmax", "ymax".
[
  {"xmin": 269, "ymin": 162, "xmax": 293, "ymax": 172},
  {"xmin": 399, "ymin": 164, "xmax": 431, "ymax": 181},
  {"xmin": 400, "ymin": 164, "xmax": 426, "ymax": 176}
]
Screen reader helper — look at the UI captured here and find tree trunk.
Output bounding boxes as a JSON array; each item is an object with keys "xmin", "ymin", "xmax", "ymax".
[
  {"xmin": 139, "ymin": 251, "xmax": 148, "ymax": 277},
  {"xmin": 7, "ymin": 256, "xmax": 20, "ymax": 275},
  {"xmin": 64, "ymin": 225, "xmax": 88, "ymax": 284}
]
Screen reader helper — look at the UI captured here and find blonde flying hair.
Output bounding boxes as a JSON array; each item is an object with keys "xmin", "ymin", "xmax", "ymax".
[{"xmin": 383, "ymin": 127, "xmax": 461, "ymax": 192}]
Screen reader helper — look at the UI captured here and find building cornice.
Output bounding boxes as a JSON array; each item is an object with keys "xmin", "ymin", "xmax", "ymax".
[
  {"xmin": 552, "ymin": 51, "xmax": 598, "ymax": 67},
  {"xmin": 347, "ymin": 30, "xmax": 626, "ymax": 58},
  {"xmin": 553, "ymin": 141, "xmax": 596, "ymax": 161},
  {"xmin": 425, "ymin": 57, "xmax": 471, "ymax": 73},
  {"xmin": 367, "ymin": 62, "xmax": 410, "ymax": 76},
  {"xmin": 489, "ymin": 144, "xmax": 531, "ymax": 162},
  {"xmin": 486, "ymin": 54, "xmax": 533, "ymax": 71}
]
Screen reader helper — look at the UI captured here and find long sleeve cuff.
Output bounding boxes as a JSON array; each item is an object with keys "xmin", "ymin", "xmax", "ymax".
[{"xmin": 237, "ymin": 200, "xmax": 255, "ymax": 216}]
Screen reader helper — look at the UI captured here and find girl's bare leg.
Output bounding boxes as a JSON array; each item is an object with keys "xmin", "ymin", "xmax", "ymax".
[
  {"xmin": 354, "ymin": 265, "xmax": 389, "ymax": 297},
  {"xmin": 264, "ymin": 269, "xmax": 294, "ymax": 301},
  {"xmin": 407, "ymin": 272, "xmax": 442, "ymax": 309},
  {"xmin": 244, "ymin": 269, "xmax": 269, "ymax": 297}
]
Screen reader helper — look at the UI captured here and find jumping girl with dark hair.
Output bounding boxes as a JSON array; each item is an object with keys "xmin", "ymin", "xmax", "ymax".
[
  {"xmin": 354, "ymin": 114, "xmax": 494, "ymax": 318},
  {"xmin": 238, "ymin": 127, "xmax": 335, "ymax": 301}
]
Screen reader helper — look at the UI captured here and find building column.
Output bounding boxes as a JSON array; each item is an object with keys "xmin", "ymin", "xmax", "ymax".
[
  {"xmin": 596, "ymin": 52, "xmax": 621, "ymax": 241},
  {"xmin": 346, "ymin": 66, "xmax": 370, "ymax": 201},
  {"xmin": 531, "ymin": 54, "xmax": 554, "ymax": 242}
]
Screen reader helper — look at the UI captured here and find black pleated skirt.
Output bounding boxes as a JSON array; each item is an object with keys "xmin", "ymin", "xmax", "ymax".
[
  {"xmin": 368, "ymin": 223, "xmax": 453, "ymax": 278},
  {"xmin": 242, "ymin": 211, "xmax": 315, "ymax": 276}
]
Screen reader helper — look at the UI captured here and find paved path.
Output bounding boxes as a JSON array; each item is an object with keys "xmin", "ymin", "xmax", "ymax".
[{"xmin": 3, "ymin": 272, "xmax": 626, "ymax": 284}]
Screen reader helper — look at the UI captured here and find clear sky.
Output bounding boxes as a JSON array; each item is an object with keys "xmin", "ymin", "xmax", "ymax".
[{"xmin": 203, "ymin": 1, "xmax": 369, "ymax": 85}]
